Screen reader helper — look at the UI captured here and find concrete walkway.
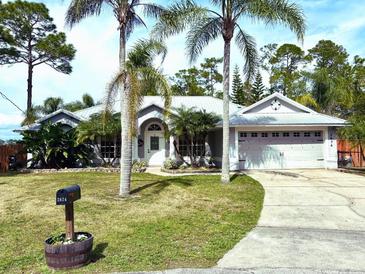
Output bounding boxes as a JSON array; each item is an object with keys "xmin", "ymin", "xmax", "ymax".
[{"xmin": 218, "ymin": 170, "xmax": 365, "ymax": 272}]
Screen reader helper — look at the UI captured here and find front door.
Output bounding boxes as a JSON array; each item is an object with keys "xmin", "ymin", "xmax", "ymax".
[{"xmin": 145, "ymin": 123, "xmax": 165, "ymax": 166}]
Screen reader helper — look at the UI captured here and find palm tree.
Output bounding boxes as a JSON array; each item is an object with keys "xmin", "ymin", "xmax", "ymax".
[
  {"xmin": 154, "ymin": 0, "xmax": 305, "ymax": 183},
  {"xmin": 66, "ymin": 0, "xmax": 165, "ymax": 197},
  {"xmin": 106, "ymin": 38, "xmax": 171, "ymax": 141},
  {"xmin": 42, "ymin": 97, "xmax": 64, "ymax": 114},
  {"xmin": 21, "ymin": 105, "xmax": 42, "ymax": 126},
  {"xmin": 168, "ymin": 106, "xmax": 220, "ymax": 166},
  {"xmin": 82, "ymin": 93, "xmax": 95, "ymax": 108}
]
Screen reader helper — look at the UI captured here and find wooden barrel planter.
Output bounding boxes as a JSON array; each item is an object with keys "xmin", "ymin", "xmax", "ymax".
[{"xmin": 44, "ymin": 232, "xmax": 93, "ymax": 269}]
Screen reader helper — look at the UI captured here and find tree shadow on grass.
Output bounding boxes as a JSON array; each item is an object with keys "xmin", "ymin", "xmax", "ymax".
[
  {"xmin": 90, "ymin": 242, "xmax": 108, "ymax": 263},
  {"xmin": 230, "ymin": 173, "xmax": 240, "ymax": 182},
  {"xmin": 131, "ymin": 177, "xmax": 193, "ymax": 195}
]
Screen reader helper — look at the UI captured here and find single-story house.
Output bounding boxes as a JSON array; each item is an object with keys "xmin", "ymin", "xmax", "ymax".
[{"xmin": 19, "ymin": 92, "xmax": 346, "ymax": 170}]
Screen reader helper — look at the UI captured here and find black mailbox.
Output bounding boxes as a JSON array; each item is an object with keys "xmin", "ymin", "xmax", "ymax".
[{"xmin": 56, "ymin": 185, "xmax": 81, "ymax": 205}]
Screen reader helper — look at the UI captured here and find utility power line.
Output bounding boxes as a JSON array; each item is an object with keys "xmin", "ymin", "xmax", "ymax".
[{"xmin": 0, "ymin": 90, "xmax": 25, "ymax": 114}]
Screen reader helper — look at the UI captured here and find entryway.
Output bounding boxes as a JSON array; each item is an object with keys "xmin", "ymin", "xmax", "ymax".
[{"xmin": 144, "ymin": 122, "xmax": 166, "ymax": 166}]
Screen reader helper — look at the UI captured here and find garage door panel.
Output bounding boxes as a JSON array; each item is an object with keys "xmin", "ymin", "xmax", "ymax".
[{"xmin": 238, "ymin": 131, "xmax": 324, "ymax": 169}]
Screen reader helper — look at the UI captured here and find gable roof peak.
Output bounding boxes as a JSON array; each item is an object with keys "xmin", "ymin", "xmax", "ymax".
[
  {"xmin": 241, "ymin": 92, "xmax": 317, "ymax": 114},
  {"xmin": 36, "ymin": 108, "xmax": 83, "ymax": 123}
]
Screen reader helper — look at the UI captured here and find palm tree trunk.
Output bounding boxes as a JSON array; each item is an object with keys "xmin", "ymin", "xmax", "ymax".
[
  {"xmin": 221, "ymin": 40, "xmax": 231, "ymax": 183},
  {"xmin": 119, "ymin": 27, "xmax": 132, "ymax": 197}
]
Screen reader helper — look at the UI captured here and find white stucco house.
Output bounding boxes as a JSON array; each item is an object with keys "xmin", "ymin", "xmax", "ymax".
[{"xmin": 20, "ymin": 92, "xmax": 346, "ymax": 170}]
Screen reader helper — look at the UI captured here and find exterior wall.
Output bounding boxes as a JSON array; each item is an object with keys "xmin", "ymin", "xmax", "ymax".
[
  {"xmin": 229, "ymin": 128, "xmax": 239, "ymax": 170},
  {"xmin": 138, "ymin": 105, "xmax": 164, "ymax": 129},
  {"xmin": 245, "ymin": 99, "xmax": 306, "ymax": 114},
  {"xmin": 47, "ymin": 113, "xmax": 80, "ymax": 127},
  {"xmin": 324, "ymin": 127, "xmax": 339, "ymax": 169},
  {"xmin": 90, "ymin": 125, "xmax": 340, "ymax": 170},
  {"xmin": 208, "ymin": 128, "xmax": 238, "ymax": 171}
]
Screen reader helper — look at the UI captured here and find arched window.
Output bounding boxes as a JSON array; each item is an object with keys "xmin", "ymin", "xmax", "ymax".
[{"xmin": 148, "ymin": 123, "xmax": 162, "ymax": 131}]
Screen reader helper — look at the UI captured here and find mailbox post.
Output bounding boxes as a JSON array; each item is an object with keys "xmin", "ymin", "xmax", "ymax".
[
  {"xmin": 56, "ymin": 185, "xmax": 81, "ymax": 241},
  {"xmin": 45, "ymin": 184, "xmax": 93, "ymax": 270},
  {"xmin": 65, "ymin": 203, "xmax": 74, "ymax": 240}
]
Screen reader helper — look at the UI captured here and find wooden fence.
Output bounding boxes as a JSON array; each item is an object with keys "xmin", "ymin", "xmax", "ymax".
[
  {"xmin": 337, "ymin": 140, "xmax": 365, "ymax": 168},
  {"xmin": 0, "ymin": 144, "xmax": 27, "ymax": 173}
]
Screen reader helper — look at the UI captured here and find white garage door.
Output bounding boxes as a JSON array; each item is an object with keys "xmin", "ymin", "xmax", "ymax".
[{"xmin": 238, "ymin": 131, "xmax": 324, "ymax": 169}]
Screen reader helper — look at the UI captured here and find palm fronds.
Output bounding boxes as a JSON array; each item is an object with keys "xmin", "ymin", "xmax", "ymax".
[
  {"xmin": 105, "ymin": 38, "xmax": 171, "ymax": 136},
  {"xmin": 136, "ymin": 3, "xmax": 166, "ymax": 19},
  {"xmin": 243, "ymin": 0, "xmax": 306, "ymax": 42},
  {"xmin": 127, "ymin": 39, "xmax": 167, "ymax": 68},
  {"xmin": 186, "ymin": 16, "xmax": 222, "ymax": 63},
  {"xmin": 152, "ymin": 0, "xmax": 208, "ymax": 40},
  {"xmin": 65, "ymin": 0, "xmax": 105, "ymax": 28},
  {"xmin": 234, "ymin": 25, "xmax": 258, "ymax": 81}
]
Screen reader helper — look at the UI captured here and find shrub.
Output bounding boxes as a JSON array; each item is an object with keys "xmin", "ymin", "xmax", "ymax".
[
  {"xmin": 163, "ymin": 158, "xmax": 181, "ymax": 170},
  {"xmin": 22, "ymin": 123, "xmax": 92, "ymax": 169},
  {"xmin": 132, "ymin": 160, "xmax": 148, "ymax": 173}
]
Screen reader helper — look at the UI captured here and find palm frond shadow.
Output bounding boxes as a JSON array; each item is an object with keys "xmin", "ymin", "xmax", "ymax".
[{"xmin": 131, "ymin": 178, "xmax": 193, "ymax": 195}]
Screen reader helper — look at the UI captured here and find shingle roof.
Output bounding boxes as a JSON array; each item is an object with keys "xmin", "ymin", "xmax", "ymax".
[
  {"xmin": 16, "ymin": 94, "xmax": 346, "ymax": 132},
  {"xmin": 74, "ymin": 96, "xmax": 244, "ymax": 120}
]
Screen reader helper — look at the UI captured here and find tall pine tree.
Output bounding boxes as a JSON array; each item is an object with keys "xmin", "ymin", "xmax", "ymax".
[
  {"xmin": 0, "ymin": 1, "xmax": 76, "ymax": 113},
  {"xmin": 251, "ymin": 73, "xmax": 265, "ymax": 103},
  {"xmin": 231, "ymin": 65, "xmax": 246, "ymax": 105}
]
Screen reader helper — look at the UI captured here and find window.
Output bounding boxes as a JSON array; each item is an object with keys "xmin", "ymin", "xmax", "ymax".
[
  {"xmin": 314, "ymin": 131, "xmax": 322, "ymax": 137},
  {"xmin": 283, "ymin": 132, "xmax": 290, "ymax": 137},
  {"xmin": 100, "ymin": 135, "xmax": 121, "ymax": 159},
  {"xmin": 240, "ymin": 132, "xmax": 247, "ymax": 138},
  {"xmin": 116, "ymin": 135, "xmax": 121, "ymax": 157},
  {"xmin": 178, "ymin": 138, "xmax": 188, "ymax": 156},
  {"xmin": 272, "ymin": 132, "xmax": 280, "ymax": 137},
  {"xmin": 293, "ymin": 132, "xmax": 300, "ymax": 137},
  {"xmin": 148, "ymin": 124, "xmax": 162, "ymax": 131},
  {"xmin": 178, "ymin": 137, "xmax": 205, "ymax": 156},
  {"xmin": 150, "ymin": 136, "xmax": 160, "ymax": 150},
  {"xmin": 100, "ymin": 136, "xmax": 116, "ymax": 158},
  {"xmin": 304, "ymin": 132, "xmax": 311, "ymax": 137},
  {"xmin": 251, "ymin": 132, "xmax": 258, "ymax": 137},
  {"xmin": 261, "ymin": 132, "xmax": 268, "ymax": 138}
]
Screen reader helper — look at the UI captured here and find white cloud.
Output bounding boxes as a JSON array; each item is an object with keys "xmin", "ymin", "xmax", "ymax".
[{"xmin": 0, "ymin": 113, "xmax": 23, "ymax": 126}]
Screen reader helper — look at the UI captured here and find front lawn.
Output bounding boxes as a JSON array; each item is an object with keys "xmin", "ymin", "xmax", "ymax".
[{"xmin": 0, "ymin": 172, "xmax": 264, "ymax": 273}]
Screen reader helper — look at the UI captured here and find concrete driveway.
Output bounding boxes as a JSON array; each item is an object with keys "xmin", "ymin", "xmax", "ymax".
[{"xmin": 218, "ymin": 169, "xmax": 365, "ymax": 272}]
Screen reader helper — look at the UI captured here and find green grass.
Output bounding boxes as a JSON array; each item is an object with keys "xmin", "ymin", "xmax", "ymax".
[{"xmin": 0, "ymin": 172, "xmax": 264, "ymax": 273}]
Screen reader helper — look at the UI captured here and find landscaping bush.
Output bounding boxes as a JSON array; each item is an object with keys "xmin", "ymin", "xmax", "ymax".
[
  {"xmin": 163, "ymin": 158, "xmax": 181, "ymax": 170},
  {"xmin": 22, "ymin": 123, "xmax": 92, "ymax": 169},
  {"xmin": 132, "ymin": 160, "xmax": 148, "ymax": 173}
]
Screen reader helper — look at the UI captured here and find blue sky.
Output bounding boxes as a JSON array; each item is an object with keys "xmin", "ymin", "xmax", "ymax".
[{"xmin": 1, "ymin": 0, "xmax": 365, "ymax": 140}]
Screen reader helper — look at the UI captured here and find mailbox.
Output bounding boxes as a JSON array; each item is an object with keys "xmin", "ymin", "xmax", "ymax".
[
  {"xmin": 56, "ymin": 185, "xmax": 81, "ymax": 205},
  {"xmin": 55, "ymin": 185, "xmax": 81, "ymax": 241}
]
